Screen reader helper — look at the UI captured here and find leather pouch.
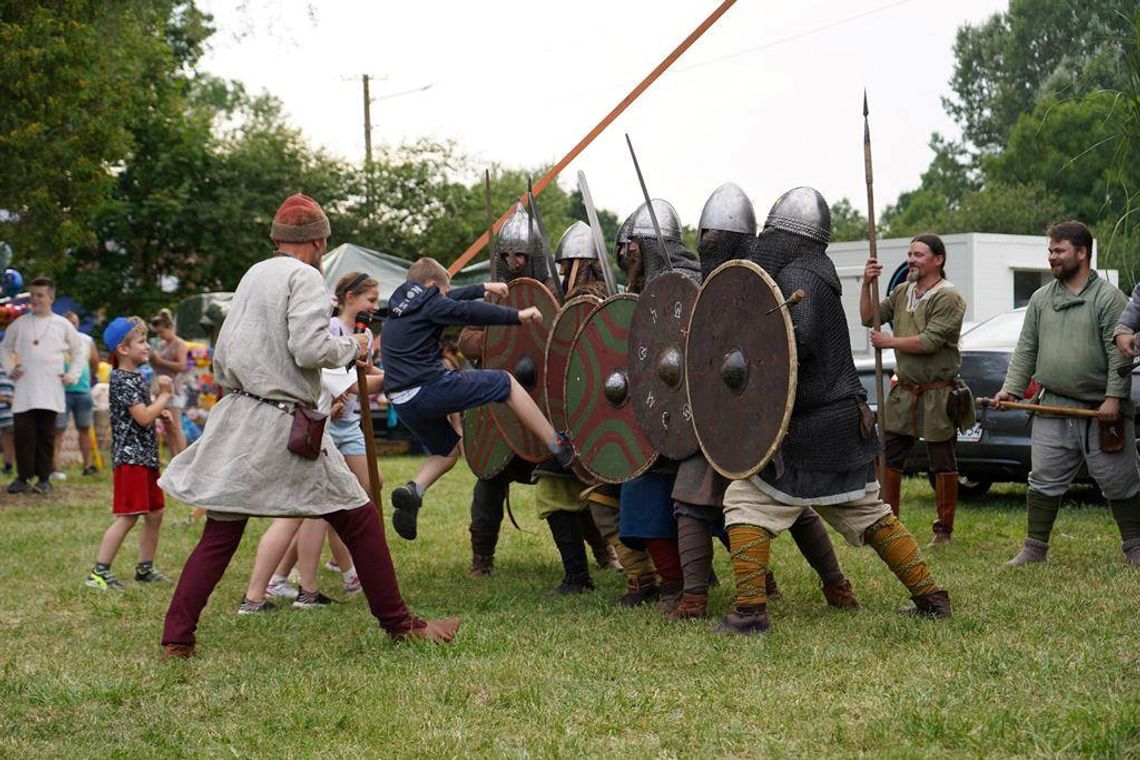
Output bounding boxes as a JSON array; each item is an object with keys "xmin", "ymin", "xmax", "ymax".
[
  {"xmin": 288, "ymin": 405, "xmax": 328, "ymax": 460},
  {"xmin": 1099, "ymin": 417, "xmax": 1126, "ymax": 454},
  {"xmin": 858, "ymin": 403, "xmax": 874, "ymax": 440},
  {"xmin": 946, "ymin": 386, "xmax": 974, "ymax": 430}
]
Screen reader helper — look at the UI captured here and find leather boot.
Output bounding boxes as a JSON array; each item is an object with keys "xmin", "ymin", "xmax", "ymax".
[
  {"xmin": 901, "ymin": 589, "xmax": 951, "ymax": 619},
  {"xmin": 928, "ymin": 472, "xmax": 958, "ymax": 547},
  {"xmin": 1006, "ymin": 537, "xmax": 1048, "ymax": 567},
  {"xmin": 162, "ymin": 643, "xmax": 196, "ymax": 661},
  {"xmin": 618, "ymin": 573, "xmax": 658, "ymax": 607},
  {"xmin": 548, "ymin": 572, "xmax": 595, "ymax": 595},
  {"xmin": 821, "ymin": 578, "xmax": 860, "ymax": 610},
  {"xmin": 468, "ymin": 553, "xmax": 494, "ymax": 579},
  {"xmin": 714, "ymin": 604, "xmax": 770, "ymax": 636},
  {"xmin": 391, "ymin": 616, "xmax": 462, "ymax": 643},
  {"xmin": 884, "ymin": 466, "xmax": 904, "ymax": 517},
  {"xmin": 764, "ymin": 570, "xmax": 781, "ymax": 600},
  {"xmin": 547, "ymin": 511, "xmax": 592, "ymax": 594},
  {"xmin": 653, "ymin": 582, "xmax": 684, "ymax": 615},
  {"xmin": 668, "ymin": 592, "xmax": 708, "ymax": 620},
  {"xmin": 1123, "ymin": 538, "xmax": 1140, "ymax": 566}
]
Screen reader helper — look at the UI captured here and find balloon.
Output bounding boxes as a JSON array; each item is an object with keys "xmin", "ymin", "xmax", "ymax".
[{"xmin": 3, "ymin": 268, "xmax": 23, "ymax": 298}]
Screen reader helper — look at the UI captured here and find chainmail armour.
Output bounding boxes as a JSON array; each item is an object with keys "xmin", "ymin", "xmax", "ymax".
[
  {"xmin": 697, "ymin": 230, "xmax": 752, "ymax": 281},
  {"xmin": 632, "ymin": 236, "xmax": 701, "ymax": 291},
  {"xmin": 747, "ymin": 228, "xmax": 879, "ymax": 473}
]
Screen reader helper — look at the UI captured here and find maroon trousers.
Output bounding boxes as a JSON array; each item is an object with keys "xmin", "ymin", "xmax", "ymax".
[{"xmin": 162, "ymin": 503, "xmax": 418, "ymax": 646}]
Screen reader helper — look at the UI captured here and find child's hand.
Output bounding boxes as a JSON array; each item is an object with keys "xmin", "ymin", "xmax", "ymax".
[
  {"xmin": 484, "ymin": 282, "xmax": 509, "ymax": 300},
  {"xmin": 518, "ymin": 306, "xmax": 543, "ymax": 324},
  {"xmin": 157, "ymin": 376, "xmax": 174, "ymax": 395},
  {"xmin": 352, "ymin": 333, "xmax": 369, "ymax": 357},
  {"xmin": 159, "ymin": 410, "xmax": 174, "ymax": 426}
]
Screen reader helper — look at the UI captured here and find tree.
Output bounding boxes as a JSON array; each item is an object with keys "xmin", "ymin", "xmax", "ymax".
[{"xmin": 829, "ymin": 198, "xmax": 869, "ymax": 242}]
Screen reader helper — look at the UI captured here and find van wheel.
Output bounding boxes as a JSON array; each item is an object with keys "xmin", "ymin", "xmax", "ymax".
[{"xmin": 926, "ymin": 472, "xmax": 992, "ymax": 497}]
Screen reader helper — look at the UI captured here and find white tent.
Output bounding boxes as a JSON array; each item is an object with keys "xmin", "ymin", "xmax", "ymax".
[{"xmin": 322, "ymin": 243, "xmax": 411, "ymax": 307}]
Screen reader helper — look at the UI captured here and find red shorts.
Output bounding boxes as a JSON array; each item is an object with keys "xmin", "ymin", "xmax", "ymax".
[{"xmin": 113, "ymin": 465, "xmax": 166, "ymax": 515}]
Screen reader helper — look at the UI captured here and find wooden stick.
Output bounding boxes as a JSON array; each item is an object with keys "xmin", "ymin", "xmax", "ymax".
[
  {"xmin": 446, "ymin": 0, "xmax": 739, "ymax": 276},
  {"xmin": 975, "ymin": 398, "xmax": 1100, "ymax": 418},
  {"xmin": 863, "ymin": 90, "xmax": 887, "ymax": 486},
  {"xmin": 356, "ymin": 363, "xmax": 384, "ymax": 510}
]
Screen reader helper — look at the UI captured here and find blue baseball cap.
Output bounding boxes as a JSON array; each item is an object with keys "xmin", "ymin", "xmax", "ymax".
[{"xmin": 103, "ymin": 316, "xmax": 140, "ymax": 353}]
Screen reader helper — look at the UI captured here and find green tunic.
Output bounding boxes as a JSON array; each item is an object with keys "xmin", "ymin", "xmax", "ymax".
[
  {"xmin": 1001, "ymin": 270, "xmax": 1132, "ymax": 411},
  {"xmin": 866, "ymin": 280, "xmax": 971, "ymax": 441}
]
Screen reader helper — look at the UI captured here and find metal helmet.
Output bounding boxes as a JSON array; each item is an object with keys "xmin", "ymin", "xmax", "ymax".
[
  {"xmin": 613, "ymin": 207, "xmax": 638, "ymax": 261},
  {"xmin": 554, "ymin": 221, "xmax": 598, "ymax": 262},
  {"xmin": 763, "ymin": 186, "xmax": 831, "ymax": 244},
  {"xmin": 631, "ymin": 198, "xmax": 683, "ymax": 243},
  {"xmin": 699, "ymin": 182, "xmax": 756, "ymax": 235},
  {"xmin": 497, "ymin": 203, "xmax": 533, "ymax": 254}
]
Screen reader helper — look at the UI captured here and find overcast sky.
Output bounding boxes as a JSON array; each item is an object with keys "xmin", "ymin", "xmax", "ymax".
[{"xmin": 198, "ymin": 0, "xmax": 1008, "ymax": 232}]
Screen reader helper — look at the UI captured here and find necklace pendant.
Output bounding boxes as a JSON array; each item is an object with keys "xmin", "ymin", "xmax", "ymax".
[{"xmin": 33, "ymin": 339, "xmax": 39, "ymax": 346}]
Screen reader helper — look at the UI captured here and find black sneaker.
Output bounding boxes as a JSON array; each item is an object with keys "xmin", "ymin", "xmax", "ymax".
[
  {"xmin": 85, "ymin": 569, "xmax": 127, "ymax": 592},
  {"xmin": 391, "ymin": 482, "xmax": 422, "ymax": 540},
  {"xmin": 237, "ymin": 596, "xmax": 276, "ymax": 615},
  {"xmin": 553, "ymin": 431, "xmax": 576, "ymax": 469},
  {"xmin": 293, "ymin": 590, "xmax": 339, "ymax": 610},
  {"xmin": 82, "ymin": 466, "xmax": 99, "ymax": 476},
  {"xmin": 32, "ymin": 480, "xmax": 52, "ymax": 495},
  {"xmin": 7, "ymin": 479, "xmax": 30, "ymax": 494},
  {"xmin": 135, "ymin": 566, "xmax": 172, "ymax": 583},
  {"xmin": 547, "ymin": 573, "xmax": 595, "ymax": 596}
]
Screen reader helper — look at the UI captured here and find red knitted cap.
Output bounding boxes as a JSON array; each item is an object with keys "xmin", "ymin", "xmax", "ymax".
[{"xmin": 270, "ymin": 193, "xmax": 330, "ymax": 243}]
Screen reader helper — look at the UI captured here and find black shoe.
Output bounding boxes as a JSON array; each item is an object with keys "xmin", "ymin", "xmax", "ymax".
[
  {"xmin": 293, "ymin": 589, "xmax": 339, "ymax": 609},
  {"xmin": 7, "ymin": 479, "xmax": 30, "ymax": 494},
  {"xmin": 391, "ymin": 482, "xmax": 422, "ymax": 540},
  {"xmin": 82, "ymin": 466, "xmax": 99, "ymax": 476},
  {"xmin": 547, "ymin": 573, "xmax": 595, "ymax": 596},
  {"xmin": 32, "ymin": 480, "xmax": 52, "ymax": 495}
]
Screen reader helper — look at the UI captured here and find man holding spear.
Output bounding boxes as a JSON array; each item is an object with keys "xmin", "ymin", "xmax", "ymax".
[{"xmin": 995, "ymin": 220, "xmax": 1140, "ymax": 567}]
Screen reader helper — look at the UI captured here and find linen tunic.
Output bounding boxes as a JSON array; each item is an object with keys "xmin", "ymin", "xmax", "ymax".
[
  {"xmin": 0, "ymin": 312, "xmax": 84, "ymax": 414},
  {"xmin": 159, "ymin": 256, "xmax": 366, "ymax": 516},
  {"xmin": 868, "ymin": 280, "xmax": 969, "ymax": 441}
]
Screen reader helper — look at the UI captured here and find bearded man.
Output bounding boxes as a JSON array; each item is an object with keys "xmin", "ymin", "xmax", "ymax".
[{"xmin": 717, "ymin": 187, "xmax": 951, "ymax": 635}]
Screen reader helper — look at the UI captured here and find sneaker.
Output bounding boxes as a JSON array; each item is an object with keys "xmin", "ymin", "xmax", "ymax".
[
  {"xmin": 237, "ymin": 596, "xmax": 276, "ymax": 615},
  {"xmin": 391, "ymin": 482, "xmax": 423, "ymax": 540},
  {"xmin": 32, "ymin": 480, "xmax": 53, "ymax": 495},
  {"xmin": 7, "ymin": 479, "xmax": 30, "ymax": 494},
  {"xmin": 49, "ymin": 470, "xmax": 67, "ymax": 481},
  {"xmin": 265, "ymin": 577, "xmax": 299, "ymax": 600},
  {"xmin": 324, "ymin": 560, "xmax": 341, "ymax": 573},
  {"xmin": 82, "ymin": 466, "xmax": 99, "ymax": 477},
  {"xmin": 293, "ymin": 590, "xmax": 338, "ymax": 609},
  {"xmin": 343, "ymin": 574, "xmax": 362, "ymax": 595},
  {"xmin": 135, "ymin": 567, "xmax": 172, "ymax": 583},
  {"xmin": 86, "ymin": 570, "xmax": 127, "ymax": 592}
]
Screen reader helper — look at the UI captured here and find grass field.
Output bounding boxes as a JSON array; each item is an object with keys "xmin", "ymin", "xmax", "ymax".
[{"xmin": 1, "ymin": 458, "xmax": 1138, "ymax": 758}]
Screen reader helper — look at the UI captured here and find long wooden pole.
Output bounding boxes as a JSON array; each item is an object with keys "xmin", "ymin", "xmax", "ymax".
[
  {"xmin": 447, "ymin": 0, "xmax": 739, "ymax": 276},
  {"xmin": 976, "ymin": 398, "xmax": 1100, "ymax": 418},
  {"xmin": 863, "ymin": 90, "xmax": 887, "ymax": 487}
]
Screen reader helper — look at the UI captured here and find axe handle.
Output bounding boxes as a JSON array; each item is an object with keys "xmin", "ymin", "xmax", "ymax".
[{"xmin": 975, "ymin": 398, "xmax": 1100, "ymax": 418}]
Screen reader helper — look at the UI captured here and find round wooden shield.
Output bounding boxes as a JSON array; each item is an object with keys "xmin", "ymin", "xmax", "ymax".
[
  {"xmin": 463, "ymin": 403, "xmax": 513, "ymax": 479},
  {"xmin": 685, "ymin": 260, "xmax": 797, "ymax": 479},
  {"xmin": 628, "ymin": 271, "xmax": 700, "ymax": 460},
  {"xmin": 544, "ymin": 294, "xmax": 601, "ymax": 431},
  {"xmin": 483, "ymin": 277, "xmax": 559, "ymax": 462},
  {"xmin": 565, "ymin": 294, "xmax": 659, "ymax": 484}
]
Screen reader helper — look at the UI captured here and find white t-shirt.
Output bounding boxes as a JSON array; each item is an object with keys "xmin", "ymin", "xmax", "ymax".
[{"xmin": 0, "ymin": 312, "xmax": 85, "ymax": 413}]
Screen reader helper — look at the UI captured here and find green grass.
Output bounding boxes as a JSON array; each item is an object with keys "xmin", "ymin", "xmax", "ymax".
[{"xmin": 1, "ymin": 459, "xmax": 1138, "ymax": 758}]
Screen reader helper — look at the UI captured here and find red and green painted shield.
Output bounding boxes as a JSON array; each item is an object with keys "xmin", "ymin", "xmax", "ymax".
[
  {"xmin": 463, "ymin": 403, "xmax": 513, "ymax": 479},
  {"xmin": 565, "ymin": 293, "xmax": 658, "ymax": 483},
  {"xmin": 629, "ymin": 271, "xmax": 701, "ymax": 461},
  {"xmin": 483, "ymin": 277, "xmax": 559, "ymax": 462},
  {"xmin": 544, "ymin": 294, "xmax": 601, "ymax": 431},
  {"xmin": 685, "ymin": 260, "xmax": 797, "ymax": 479}
]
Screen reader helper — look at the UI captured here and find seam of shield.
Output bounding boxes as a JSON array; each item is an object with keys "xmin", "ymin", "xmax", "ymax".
[{"xmin": 543, "ymin": 295, "xmax": 601, "ymax": 430}]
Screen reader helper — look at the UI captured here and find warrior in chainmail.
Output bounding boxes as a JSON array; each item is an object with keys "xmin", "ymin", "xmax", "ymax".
[
  {"xmin": 458, "ymin": 205, "xmax": 616, "ymax": 586},
  {"xmin": 666, "ymin": 183, "xmax": 859, "ymax": 620},
  {"xmin": 717, "ymin": 186, "xmax": 952, "ymax": 636}
]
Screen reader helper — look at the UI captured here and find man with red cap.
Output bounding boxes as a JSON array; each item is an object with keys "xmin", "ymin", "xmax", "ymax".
[{"xmin": 159, "ymin": 194, "xmax": 460, "ymax": 658}]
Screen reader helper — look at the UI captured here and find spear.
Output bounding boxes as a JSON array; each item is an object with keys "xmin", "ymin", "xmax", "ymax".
[
  {"xmin": 484, "ymin": 170, "xmax": 497, "ymax": 283},
  {"xmin": 864, "ymin": 90, "xmax": 887, "ymax": 486}
]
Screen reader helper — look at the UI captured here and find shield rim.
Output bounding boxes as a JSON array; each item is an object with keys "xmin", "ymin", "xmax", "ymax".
[
  {"xmin": 463, "ymin": 403, "xmax": 514, "ymax": 479},
  {"xmin": 627, "ymin": 270, "xmax": 700, "ymax": 460},
  {"xmin": 543, "ymin": 293, "xmax": 602, "ymax": 426},
  {"xmin": 685, "ymin": 259, "xmax": 798, "ymax": 480},
  {"xmin": 483, "ymin": 276, "xmax": 559, "ymax": 462},
  {"xmin": 565, "ymin": 292, "xmax": 659, "ymax": 484}
]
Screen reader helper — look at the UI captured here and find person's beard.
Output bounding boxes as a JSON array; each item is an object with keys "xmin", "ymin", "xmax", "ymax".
[
  {"xmin": 906, "ymin": 267, "xmax": 920, "ymax": 284},
  {"xmin": 1051, "ymin": 260, "xmax": 1078, "ymax": 282}
]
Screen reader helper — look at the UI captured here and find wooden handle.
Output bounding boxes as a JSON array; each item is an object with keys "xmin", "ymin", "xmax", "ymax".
[
  {"xmin": 355, "ymin": 364, "xmax": 384, "ymax": 509},
  {"xmin": 976, "ymin": 398, "xmax": 1100, "ymax": 418}
]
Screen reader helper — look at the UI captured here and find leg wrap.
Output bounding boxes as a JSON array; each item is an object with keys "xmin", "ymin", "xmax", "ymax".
[
  {"xmin": 933, "ymin": 472, "xmax": 958, "ymax": 535},
  {"xmin": 676, "ymin": 514, "xmax": 714, "ymax": 595},
  {"xmin": 614, "ymin": 542, "xmax": 655, "ymax": 579},
  {"xmin": 643, "ymin": 538, "xmax": 683, "ymax": 587},
  {"xmin": 883, "ymin": 466, "xmax": 904, "ymax": 517},
  {"xmin": 1109, "ymin": 493, "xmax": 1140, "ymax": 542},
  {"xmin": 1027, "ymin": 489, "xmax": 1062, "ymax": 543},
  {"xmin": 788, "ymin": 509, "xmax": 845, "ymax": 587},
  {"xmin": 864, "ymin": 515, "xmax": 940, "ymax": 597},
  {"xmin": 547, "ymin": 511, "xmax": 589, "ymax": 581},
  {"xmin": 727, "ymin": 524, "xmax": 772, "ymax": 608}
]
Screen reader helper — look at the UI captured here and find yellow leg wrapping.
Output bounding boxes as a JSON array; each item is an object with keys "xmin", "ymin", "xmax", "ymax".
[
  {"xmin": 728, "ymin": 525, "xmax": 773, "ymax": 607},
  {"xmin": 865, "ymin": 515, "xmax": 940, "ymax": 596}
]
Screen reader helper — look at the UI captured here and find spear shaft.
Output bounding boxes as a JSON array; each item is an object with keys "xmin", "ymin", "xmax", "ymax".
[{"xmin": 864, "ymin": 91, "xmax": 887, "ymax": 486}]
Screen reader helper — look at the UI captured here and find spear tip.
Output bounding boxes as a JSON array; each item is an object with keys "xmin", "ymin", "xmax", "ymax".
[{"xmin": 863, "ymin": 89, "xmax": 868, "ymax": 118}]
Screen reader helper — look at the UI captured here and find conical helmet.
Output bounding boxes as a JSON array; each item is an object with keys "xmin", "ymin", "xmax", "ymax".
[
  {"xmin": 613, "ymin": 207, "xmax": 638, "ymax": 261},
  {"xmin": 763, "ymin": 186, "xmax": 831, "ymax": 244},
  {"xmin": 554, "ymin": 221, "xmax": 598, "ymax": 262},
  {"xmin": 699, "ymin": 182, "xmax": 756, "ymax": 235},
  {"xmin": 631, "ymin": 198, "xmax": 683, "ymax": 242},
  {"xmin": 497, "ymin": 203, "xmax": 533, "ymax": 254}
]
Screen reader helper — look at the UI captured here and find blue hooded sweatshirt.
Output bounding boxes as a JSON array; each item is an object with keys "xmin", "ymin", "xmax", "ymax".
[{"xmin": 381, "ymin": 282, "xmax": 520, "ymax": 392}]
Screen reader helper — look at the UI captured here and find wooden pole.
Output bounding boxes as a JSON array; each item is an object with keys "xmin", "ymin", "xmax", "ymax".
[
  {"xmin": 975, "ymin": 398, "xmax": 1100, "ymax": 418},
  {"xmin": 863, "ymin": 90, "xmax": 887, "ymax": 487},
  {"xmin": 447, "ymin": 0, "xmax": 739, "ymax": 276},
  {"xmin": 356, "ymin": 362, "xmax": 384, "ymax": 510}
]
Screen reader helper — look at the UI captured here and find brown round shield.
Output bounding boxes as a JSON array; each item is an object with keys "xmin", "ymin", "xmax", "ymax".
[
  {"xmin": 463, "ymin": 403, "xmax": 513, "ymax": 479},
  {"xmin": 565, "ymin": 293, "xmax": 658, "ymax": 483},
  {"xmin": 628, "ymin": 271, "xmax": 700, "ymax": 460},
  {"xmin": 544, "ymin": 294, "xmax": 601, "ymax": 431},
  {"xmin": 685, "ymin": 260, "xmax": 797, "ymax": 479},
  {"xmin": 482, "ymin": 277, "xmax": 559, "ymax": 462}
]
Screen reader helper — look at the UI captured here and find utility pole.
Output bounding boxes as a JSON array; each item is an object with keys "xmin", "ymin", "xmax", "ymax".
[{"xmin": 362, "ymin": 74, "xmax": 373, "ymax": 217}]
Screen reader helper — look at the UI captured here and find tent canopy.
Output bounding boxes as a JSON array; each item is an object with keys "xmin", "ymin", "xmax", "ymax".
[{"xmin": 322, "ymin": 243, "xmax": 411, "ymax": 307}]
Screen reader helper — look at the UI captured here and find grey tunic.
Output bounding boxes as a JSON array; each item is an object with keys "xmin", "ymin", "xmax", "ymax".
[{"xmin": 159, "ymin": 256, "xmax": 366, "ymax": 516}]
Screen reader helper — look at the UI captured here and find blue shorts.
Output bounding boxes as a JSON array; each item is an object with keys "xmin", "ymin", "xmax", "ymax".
[
  {"xmin": 328, "ymin": 416, "xmax": 367, "ymax": 457},
  {"xmin": 393, "ymin": 370, "xmax": 512, "ymax": 456},
  {"xmin": 58, "ymin": 391, "xmax": 94, "ymax": 430}
]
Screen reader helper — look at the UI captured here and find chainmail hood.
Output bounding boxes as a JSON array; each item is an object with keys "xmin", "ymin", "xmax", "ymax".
[{"xmin": 697, "ymin": 230, "xmax": 752, "ymax": 281}]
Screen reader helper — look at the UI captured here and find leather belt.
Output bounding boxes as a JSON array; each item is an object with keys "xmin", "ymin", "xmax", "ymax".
[{"xmin": 897, "ymin": 379, "xmax": 956, "ymax": 436}]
